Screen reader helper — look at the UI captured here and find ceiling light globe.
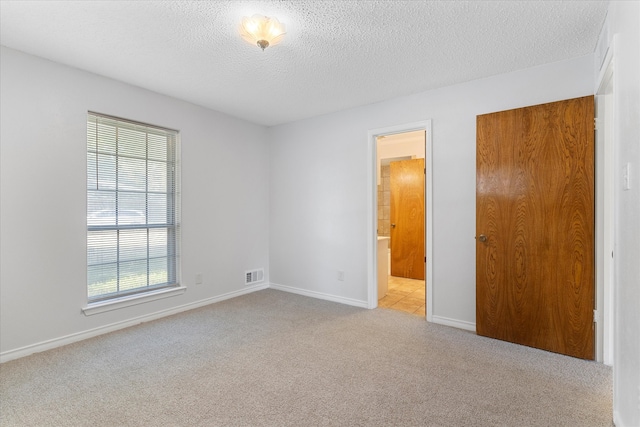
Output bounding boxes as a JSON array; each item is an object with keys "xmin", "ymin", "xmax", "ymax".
[{"xmin": 240, "ymin": 14, "xmax": 286, "ymax": 51}]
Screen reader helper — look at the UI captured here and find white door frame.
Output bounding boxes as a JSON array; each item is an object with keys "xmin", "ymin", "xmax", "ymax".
[
  {"xmin": 366, "ymin": 120, "xmax": 434, "ymax": 321},
  {"xmin": 595, "ymin": 38, "xmax": 616, "ymax": 366}
]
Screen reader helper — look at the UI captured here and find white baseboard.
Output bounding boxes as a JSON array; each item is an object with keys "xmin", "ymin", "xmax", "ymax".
[
  {"xmin": 613, "ymin": 410, "xmax": 625, "ymax": 427},
  {"xmin": 269, "ymin": 283, "xmax": 474, "ymax": 331},
  {"xmin": 0, "ymin": 283, "xmax": 268, "ymax": 364},
  {"xmin": 2, "ymin": 284, "xmax": 477, "ymax": 363},
  {"xmin": 269, "ymin": 282, "xmax": 369, "ymax": 309},
  {"xmin": 431, "ymin": 315, "xmax": 476, "ymax": 332}
]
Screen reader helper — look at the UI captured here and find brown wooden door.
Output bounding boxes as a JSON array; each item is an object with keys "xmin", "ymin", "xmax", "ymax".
[
  {"xmin": 390, "ymin": 158, "xmax": 425, "ymax": 280},
  {"xmin": 476, "ymin": 96, "xmax": 595, "ymax": 360}
]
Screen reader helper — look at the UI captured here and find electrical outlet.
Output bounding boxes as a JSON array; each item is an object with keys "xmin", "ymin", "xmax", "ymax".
[
  {"xmin": 338, "ymin": 270, "xmax": 345, "ymax": 281},
  {"xmin": 195, "ymin": 273, "xmax": 203, "ymax": 285}
]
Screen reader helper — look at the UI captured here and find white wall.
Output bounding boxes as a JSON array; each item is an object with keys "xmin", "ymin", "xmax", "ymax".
[
  {"xmin": 376, "ymin": 130, "xmax": 425, "ymax": 185},
  {"xmin": 0, "ymin": 46, "xmax": 270, "ymax": 359},
  {"xmin": 268, "ymin": 55, "xmax": 594, "ymax": 326},
  {"xmin": 600, "ymin": 2, "xmax": 640, "ymax": 426}
]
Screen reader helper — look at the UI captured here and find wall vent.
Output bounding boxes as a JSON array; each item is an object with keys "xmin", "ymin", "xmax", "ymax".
[{"xmin": 245, "ymin": 268, "xmax": 264, "ymax": 285}]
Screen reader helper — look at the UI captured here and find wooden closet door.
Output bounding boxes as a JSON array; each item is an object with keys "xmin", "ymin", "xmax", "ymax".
[{"xmin": 476, "ymin": 96, "xmax": 595, "ymax": 359}]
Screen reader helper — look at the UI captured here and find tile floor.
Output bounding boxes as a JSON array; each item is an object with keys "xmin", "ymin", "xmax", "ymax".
[{"xmin": 378, "ymin": 275, "xmax": 426, "ymax": 317}]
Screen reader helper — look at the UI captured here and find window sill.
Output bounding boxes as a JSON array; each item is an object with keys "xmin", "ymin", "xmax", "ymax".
[{"xmin": 82, "ymin": 286, "xmax": 187, "ymax": 316}]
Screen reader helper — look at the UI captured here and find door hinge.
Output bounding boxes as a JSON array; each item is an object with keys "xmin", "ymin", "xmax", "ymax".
[
  {"xmin": 593, "ymin": 309, "xmax": 601, "ymax": 323},
  {"xmin": 594, "ymin": 117, "xmax": 604, "ymax": 131},
  {"xmin": 424, "ymin": 257, "xmax": 426, "ymax": 262}
]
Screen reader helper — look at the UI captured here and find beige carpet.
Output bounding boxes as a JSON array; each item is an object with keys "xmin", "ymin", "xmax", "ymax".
[{"xmin": 0, "ymin": 289, "xmax": 612, "ymax": 426}]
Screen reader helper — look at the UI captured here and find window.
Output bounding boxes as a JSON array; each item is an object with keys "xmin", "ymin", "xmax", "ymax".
[{"xmin": 87, "ymin": 112, "xmax": 180, "ymax": 303}]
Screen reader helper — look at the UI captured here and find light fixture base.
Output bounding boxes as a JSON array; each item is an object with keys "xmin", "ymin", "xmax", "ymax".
[{"xmin": 257, "ymin": 40, "xmax": 269, "ymax": 51}]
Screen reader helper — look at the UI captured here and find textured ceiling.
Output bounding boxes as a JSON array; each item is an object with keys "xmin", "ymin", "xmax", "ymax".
[{"xmin": 0, "ymin": 1, "xmax": 608, "ymax": 126}]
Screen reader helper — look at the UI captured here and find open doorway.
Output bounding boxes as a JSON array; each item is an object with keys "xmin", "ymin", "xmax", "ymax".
[
  {"xmin": 367, "ymin": 121, "xmax": 433, "ymax": 320},
  {"xmin": 377, "ymin": 134, "xmax": 425, "ymax": 316}
]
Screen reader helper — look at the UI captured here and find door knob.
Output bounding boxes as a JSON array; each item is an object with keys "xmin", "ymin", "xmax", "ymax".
[
  {"xmin": 478, "ymin": 234, "xmax": 487, "ymax": 243},
  {"xmin": 391, "ymin": 223, "xmax": 396, "ymax": 228}
]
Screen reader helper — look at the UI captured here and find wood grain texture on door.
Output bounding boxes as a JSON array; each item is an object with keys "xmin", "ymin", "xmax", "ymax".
[
  {"xmin": 390, "ymin": 158, "xmax": 425, "ymax": 280},
  {"xmin": 476, "ymin": 96, "xmax": 595, "ymax": 360}
]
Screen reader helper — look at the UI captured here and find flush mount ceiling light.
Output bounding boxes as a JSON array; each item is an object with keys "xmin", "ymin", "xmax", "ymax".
[{"xmin": 240, "ymin": 14, "xmax": 286, "ymax": 51}]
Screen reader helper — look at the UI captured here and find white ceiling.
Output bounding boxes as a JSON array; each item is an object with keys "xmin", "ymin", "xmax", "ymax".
[{"xmin": 0, "ymin": 1, "xmax": 608, "ymax": 127}]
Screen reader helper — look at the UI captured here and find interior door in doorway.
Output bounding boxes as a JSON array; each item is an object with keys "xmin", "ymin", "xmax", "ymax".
[
  {"xmin": 476, "ymin": 96, "xmax": 595, "ymax": 360},
  {"xmin": 390, "ymin": 158, "xmax": 425, "ymax": 280}
]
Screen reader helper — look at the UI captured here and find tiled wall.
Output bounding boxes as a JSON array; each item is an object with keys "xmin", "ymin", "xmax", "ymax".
[{"xmin": 377, "ymin": 165, "xmax": 390, "ymax": 236}]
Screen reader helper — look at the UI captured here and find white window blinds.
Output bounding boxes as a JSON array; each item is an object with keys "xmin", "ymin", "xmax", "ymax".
[{"xmin": 87, "ymin": 112, "xmax": 180, "ymax": 302}]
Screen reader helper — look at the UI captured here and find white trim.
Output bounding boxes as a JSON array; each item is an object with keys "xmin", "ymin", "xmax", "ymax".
[
  {"xmin": 366, "ymin": 120, "xmax": 434, "ymax": 323},
  {"xmin": 269, "ymin": 282, "xmax": 369, "ymax": 308},
  {"xmin": 1, "ymin": 283, "xmax": 268, "ymax": 363},
  {"xmin": 613, "ymin": 411, "xmax": 625, "ymax": 427},
  {"xmin": 425, "ymin": 124, "xmax": 434, "ymax": 322},
  {"xmin": 1, "ymin": 282, "xmax": 478, "ymax": 364},
  {"xmin": 595, "ymin": 42, "xmax": 616, "ymax": 366},
  {"xmin": 431, "ymin": 315, "xmax": 476, "ymax": 332},
  {"xmin": 82, "ymin": 286, "xmax": 188, "ymax": 316}
]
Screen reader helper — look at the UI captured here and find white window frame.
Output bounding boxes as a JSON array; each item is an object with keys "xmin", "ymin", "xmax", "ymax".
[{"xmin": 84, "ymin": 112, "xmax": 182, "ymax": 313}]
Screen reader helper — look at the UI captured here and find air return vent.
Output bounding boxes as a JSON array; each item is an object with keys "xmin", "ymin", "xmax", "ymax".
[{"xmin": 245, "ymin": 268, "xmax": 264, "ymax": 285}]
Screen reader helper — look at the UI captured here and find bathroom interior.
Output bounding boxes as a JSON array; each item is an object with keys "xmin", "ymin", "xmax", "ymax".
[{"xmin": 376, "ymin": 130, "xmax": 426, "ymax": 317}]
